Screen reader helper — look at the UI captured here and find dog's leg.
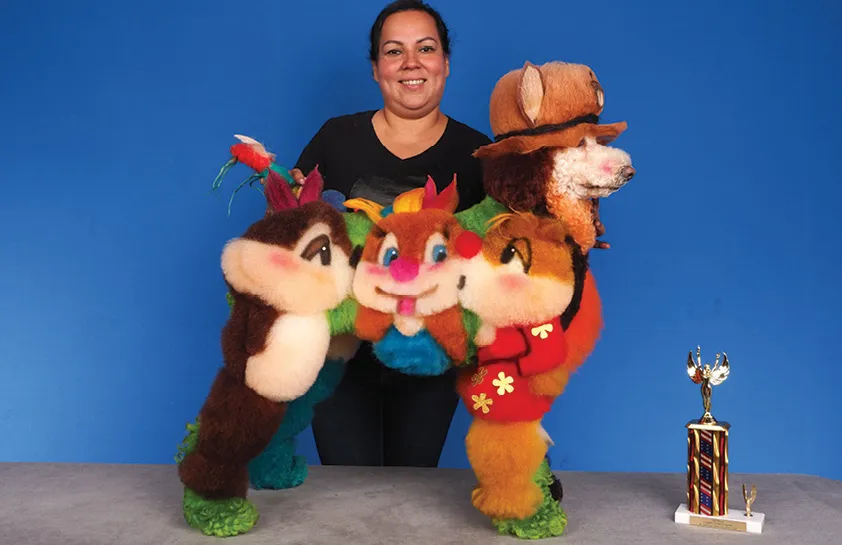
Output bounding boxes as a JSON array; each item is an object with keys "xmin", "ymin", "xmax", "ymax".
[
  {"xmin": 592, "ymin": 198, "xmax": 610, "ymax": 250},
  {"xmin": 467, "ymin": 419, "xmax": 546, "ymax": 520}
]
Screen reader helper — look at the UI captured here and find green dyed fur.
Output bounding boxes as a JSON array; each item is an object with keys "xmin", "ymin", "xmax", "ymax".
[
  {"xmin": 455, "ymin": 196, "xmax": 509, "ymax": 237},
  {"xmin": 343, "ymin": 210, "xmax": 374, "ymax": 248},
  {"xmin": 491, "ymin": 460, "xmax": 567, "ymax": 539},
  {"xmin": 461, "ymin": 308, "xmax": 481, "ymax": 365},
  {"xmin": 328, "ymin": 297, "xmax": 358, "ymax": 336},
  {"xmin": 175, "ymin": 419, "xmax": 259, "ymax": 537},
  {"xmin": 182, "ymin": 486, "xmax": 259, "ymax": 538}
]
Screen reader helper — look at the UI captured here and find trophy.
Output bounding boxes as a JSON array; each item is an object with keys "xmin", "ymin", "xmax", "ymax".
[{"xmin": 674, "ymin": 347, "xmax": 765, "ymax": 534}]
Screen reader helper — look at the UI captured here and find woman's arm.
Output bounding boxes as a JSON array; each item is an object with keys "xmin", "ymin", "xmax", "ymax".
[{"xmin": 290, "ymin": 120, "xmax": 332, "ymax": 184}]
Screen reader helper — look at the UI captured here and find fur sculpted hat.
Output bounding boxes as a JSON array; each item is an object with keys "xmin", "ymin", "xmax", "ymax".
[{"xmin": 474, "ymin": 61, "xmax": 627, "ymax": 158}]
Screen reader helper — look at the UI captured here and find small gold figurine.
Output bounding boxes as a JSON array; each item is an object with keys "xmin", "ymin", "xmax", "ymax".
[
  {"xmin": 686, "ymin": 346, "xmax": 730, "ymax": 424},
  {"xmin": 742, "ymin": 484, "xmax": 757, "ymax": 517}
]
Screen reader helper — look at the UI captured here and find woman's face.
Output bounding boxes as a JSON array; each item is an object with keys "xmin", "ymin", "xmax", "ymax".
[{"xmin": 373, "ymin": 10, "xmax": 450, "ymax": 119}]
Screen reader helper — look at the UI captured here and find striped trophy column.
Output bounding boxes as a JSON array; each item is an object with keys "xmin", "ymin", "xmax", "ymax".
[{"xmin": 686, "ymin": 421, "xmax": 730, "ymax": 516}]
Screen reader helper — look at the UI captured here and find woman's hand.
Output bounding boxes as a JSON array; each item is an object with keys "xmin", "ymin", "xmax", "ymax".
[{"xmin": 288, "ymin": 168, "xmax": 306, "ymax": 185}]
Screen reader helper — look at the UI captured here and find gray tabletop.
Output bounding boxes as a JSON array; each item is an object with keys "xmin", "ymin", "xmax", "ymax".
[{"xmin": 0, "ymin": 463, "xmax": 839, "ymax": 544}]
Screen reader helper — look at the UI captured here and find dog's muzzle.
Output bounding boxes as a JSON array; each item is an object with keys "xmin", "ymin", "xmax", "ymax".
[{"xmin": 618, "ymin": 166, "xmax": 635, "ymax": 182}]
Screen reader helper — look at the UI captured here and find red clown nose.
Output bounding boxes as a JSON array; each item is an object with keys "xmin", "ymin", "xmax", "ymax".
[{"xmin": 455, "ymin": 231, "xmax": 483, "ymax": 259}]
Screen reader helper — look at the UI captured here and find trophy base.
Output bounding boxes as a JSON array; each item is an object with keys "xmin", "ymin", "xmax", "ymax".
[{"xmin": 674, "ymin": 503, "xmax": 764, "ymax": 534}]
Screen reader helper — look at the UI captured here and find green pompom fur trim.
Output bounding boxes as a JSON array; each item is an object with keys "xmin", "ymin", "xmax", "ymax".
[
  {"xmin": 174, "ymin": 419, "xmax": 200, "ymax": 464},
  {"xmin": 182, "ymin": 487, "xmax": 259, "ymax": 537},
  {"xmin": 491, "ymin": 461, "xmax": 567, "ymax": 539},
  {"xmin": 175, "ymin": 419, "xmax": 259, "ymax": 536}
]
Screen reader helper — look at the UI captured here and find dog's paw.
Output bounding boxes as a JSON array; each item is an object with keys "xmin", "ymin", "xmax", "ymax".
[{"xmin": 472, "ymin": 484, "xmax": 543, "ymax": 520}]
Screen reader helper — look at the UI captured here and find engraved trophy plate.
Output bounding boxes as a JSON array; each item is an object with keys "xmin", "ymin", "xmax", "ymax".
[{"xmin": 674, "ymin": 347, "xmax": 765, "ymax": 534}]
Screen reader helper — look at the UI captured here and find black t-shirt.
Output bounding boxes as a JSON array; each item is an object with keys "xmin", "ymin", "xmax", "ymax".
[{"xmin": 294, "ymin": 110, "xmax": 492, "ymax": 212}]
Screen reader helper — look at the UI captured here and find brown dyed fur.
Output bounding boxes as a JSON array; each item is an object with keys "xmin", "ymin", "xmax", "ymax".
[
  {"xmin": 481, "ymin": 144, "xmax": 610, "ymax": 250},
  {"xmin": 178, "ymin": 201, "xmax": 352, "ymax": 499},
  {"xmin": 481, "ymin": 148, "xmax": 554, "ymax": 214},
  {"xmin": 476, "ymin": 61, "xmax": 629, "ymax": 250}
]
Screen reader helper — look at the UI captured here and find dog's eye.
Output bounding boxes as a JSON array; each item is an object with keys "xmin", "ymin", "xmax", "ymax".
[{"xmin": 577, "ymin": 138, "xmax": 587, "ymax": 148}]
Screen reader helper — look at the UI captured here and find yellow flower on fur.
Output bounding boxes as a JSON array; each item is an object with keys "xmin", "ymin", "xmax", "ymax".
[
  {"xmin": 472, "ymin": 393, "xmax": 493, "ymax": 414},
  {"xmin": 471, "ymin": 367, "xmax": 488, "ymax": 386},
  {"xmin": 492, "ymin": 372, "xmax": 514, "ymax": 395},
  {"xmin": 531, "ymin": 323, "xmax": 553, "ymax": 339}
]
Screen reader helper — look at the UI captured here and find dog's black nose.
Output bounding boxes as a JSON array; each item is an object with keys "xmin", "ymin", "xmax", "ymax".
[
  {"xmin": 619, "ymin": 166, "xmax": 635, "ymax": 181},
  {"xmin": 457, "ymin": 275, "xmax": 466, "ymax": 290}
]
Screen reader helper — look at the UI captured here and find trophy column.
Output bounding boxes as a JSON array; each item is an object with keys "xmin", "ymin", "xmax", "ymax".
[
  {"xmin": 674, "ymin": 346, "xmax": 764, "ymax": 533},
  {"xmin": 686, "ymin": 420, "xmax": 729, "ymax": 516}
]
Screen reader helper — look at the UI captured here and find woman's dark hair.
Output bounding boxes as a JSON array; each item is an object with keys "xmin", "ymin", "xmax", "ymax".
[{"xmin": 369, "ymin": 0, "xmax": 451, "ymax": 62}]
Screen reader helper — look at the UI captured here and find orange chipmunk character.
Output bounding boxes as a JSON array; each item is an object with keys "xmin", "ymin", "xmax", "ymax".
[
  {"xmin": 344, "ymin": 176, "xmax": 471, "ymax": 376},
  {"xmin": 455, "ymin": 212, "xmax": 603, "ymax": 522}
]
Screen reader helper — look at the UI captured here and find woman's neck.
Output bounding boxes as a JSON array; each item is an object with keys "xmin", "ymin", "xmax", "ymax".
[{"xmin": 373, "ymin": 107, "xmax": 448, "ymax": 160}]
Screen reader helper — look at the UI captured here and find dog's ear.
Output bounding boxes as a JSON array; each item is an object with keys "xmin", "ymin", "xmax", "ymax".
[{"xmin": 518, "ymin": 61, "xmax": 544, "ymax": 127}]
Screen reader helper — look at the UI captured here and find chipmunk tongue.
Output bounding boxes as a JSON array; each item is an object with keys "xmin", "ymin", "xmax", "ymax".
[{"xmin": 397, "ymin": 297, "xmax": 416, "ymax": 316}]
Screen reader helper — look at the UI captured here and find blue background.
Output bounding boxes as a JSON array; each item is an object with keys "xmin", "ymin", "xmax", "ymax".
[{"xmin": 2, "ymin": 0, "xmax": 840, "ymax": 482}]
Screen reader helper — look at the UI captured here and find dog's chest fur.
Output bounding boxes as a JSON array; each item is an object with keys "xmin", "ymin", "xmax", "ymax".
[{"xmin": 245, "ymin": 312, "xmax": 329, "ymax": 402}]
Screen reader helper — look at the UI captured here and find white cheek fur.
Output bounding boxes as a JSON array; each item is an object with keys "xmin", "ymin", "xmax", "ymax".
[{"xmin": 551, "ymin": 141, "xmax": 633, "ymax": 200}]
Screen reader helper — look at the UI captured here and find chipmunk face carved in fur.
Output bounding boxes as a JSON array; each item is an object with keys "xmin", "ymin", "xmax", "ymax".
[
  {"xmin": 353, "ymin": 210, "xmax": 463, "ymax": 321},
  {"xmin": 178, "ymin": 168, "xmax": 356, "ymax": 508},
  {"xmin": 458, "ymin": 214, "xmax": 578, "ymax": 333},
  {"xmin": 344, "ymin": 176, "xmax": 470, "ymax": 374},
  {"xmin": 221, "ymin": 205, "xmax": 353, "ymax": 316},
  {"xmin": 455, "ymin": 212, "xmax": 603, "ymax": 522},
  {"xmin": 221, "ymin": 168, "xmax": 355, "ymax": 403}
]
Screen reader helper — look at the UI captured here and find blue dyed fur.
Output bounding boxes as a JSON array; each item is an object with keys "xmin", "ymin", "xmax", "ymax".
[
  {"xmin": 373, "ymin": 326, "xmax": 451, "ymax": 376},
  {"xmin": 248, "ymin": 359, "xmax": 345, "ymax": 489}
]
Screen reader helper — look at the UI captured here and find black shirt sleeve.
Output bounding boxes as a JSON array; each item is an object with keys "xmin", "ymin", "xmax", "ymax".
[{"xmin": 294, "ymin": 119, "xmax": 331, "ymax": 176}]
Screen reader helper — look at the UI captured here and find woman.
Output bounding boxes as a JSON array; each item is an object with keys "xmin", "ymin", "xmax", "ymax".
[{"xmin": 289, "ymin": 0, "xmax": 491, "ymax": 467}]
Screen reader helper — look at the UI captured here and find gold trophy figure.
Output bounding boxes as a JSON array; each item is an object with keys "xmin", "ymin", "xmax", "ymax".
[
  {"xmin": 674, "ymin": 347, "xmax": 765, "ymax": 533},
  {"xmin": 687, "ymin": 347, "xmax": 730, "ymax": 425}
]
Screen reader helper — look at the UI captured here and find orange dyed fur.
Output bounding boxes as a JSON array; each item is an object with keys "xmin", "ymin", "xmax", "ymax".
[
  {"xmin": 424, "ymin": 305, "xmax": 468, "ymax": 362},
  {"xmin": 466, "ymin": 419, "xmax": 547, "ymax": 519},
  {"xmin": 459, "ymin": 215, "xmax": 604, "ymax": 520},
  {"xmin": 348, "ymin": 178, "xmax": 469, "ymax": 366}
]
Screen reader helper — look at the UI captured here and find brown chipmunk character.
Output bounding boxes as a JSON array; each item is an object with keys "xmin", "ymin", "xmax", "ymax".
[
  {"xmin": 455, "ymin": 212, "xmax": 603, "ymax": 521},
  {"xmin": 178, "ymin": 168, "xmax": 355, "ymax": 500},
  {"xmin": 474, "ymin": 61, "xmax": 635, "ymax": 252}
]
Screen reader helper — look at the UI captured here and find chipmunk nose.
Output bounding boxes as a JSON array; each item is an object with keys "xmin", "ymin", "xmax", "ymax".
[
  {"xmin": 619, "ymin": 166, "xmax": 635, "ymax": 181},
  {"xmin": 390, "ymin": 257, "xmax": 419, "ymax": 283},
  {"xmin": 455, "ymin": 231, "xmax": 483, "ymax": 259}
]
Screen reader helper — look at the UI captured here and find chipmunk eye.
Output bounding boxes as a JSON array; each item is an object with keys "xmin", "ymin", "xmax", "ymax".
[
  {"xmin": 500, "ymin": 239, "xmax": 532, "ymax": 274},
  {"xmin": 500, "ymin": 244, "xmax": 518, "ymax": 264},
  {"xmin": 378, "ymin": 233, "xmax": 400, "ymax": 266},
  {"xmin": 300, "ymin": 234, "xmax": 332, "ymax": 266},
  {"xmin": 424, "ymin": 232, "xmax": 449, "ymax": 264},
  {"xmin": 382, "ymin": 247, "xmax": 399, "ymax": 266}
]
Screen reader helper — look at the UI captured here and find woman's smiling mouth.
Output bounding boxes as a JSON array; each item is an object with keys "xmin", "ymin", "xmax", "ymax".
[{"xmin": 400, "ymin": 78, "xmax": 426, "ymax": 88}]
